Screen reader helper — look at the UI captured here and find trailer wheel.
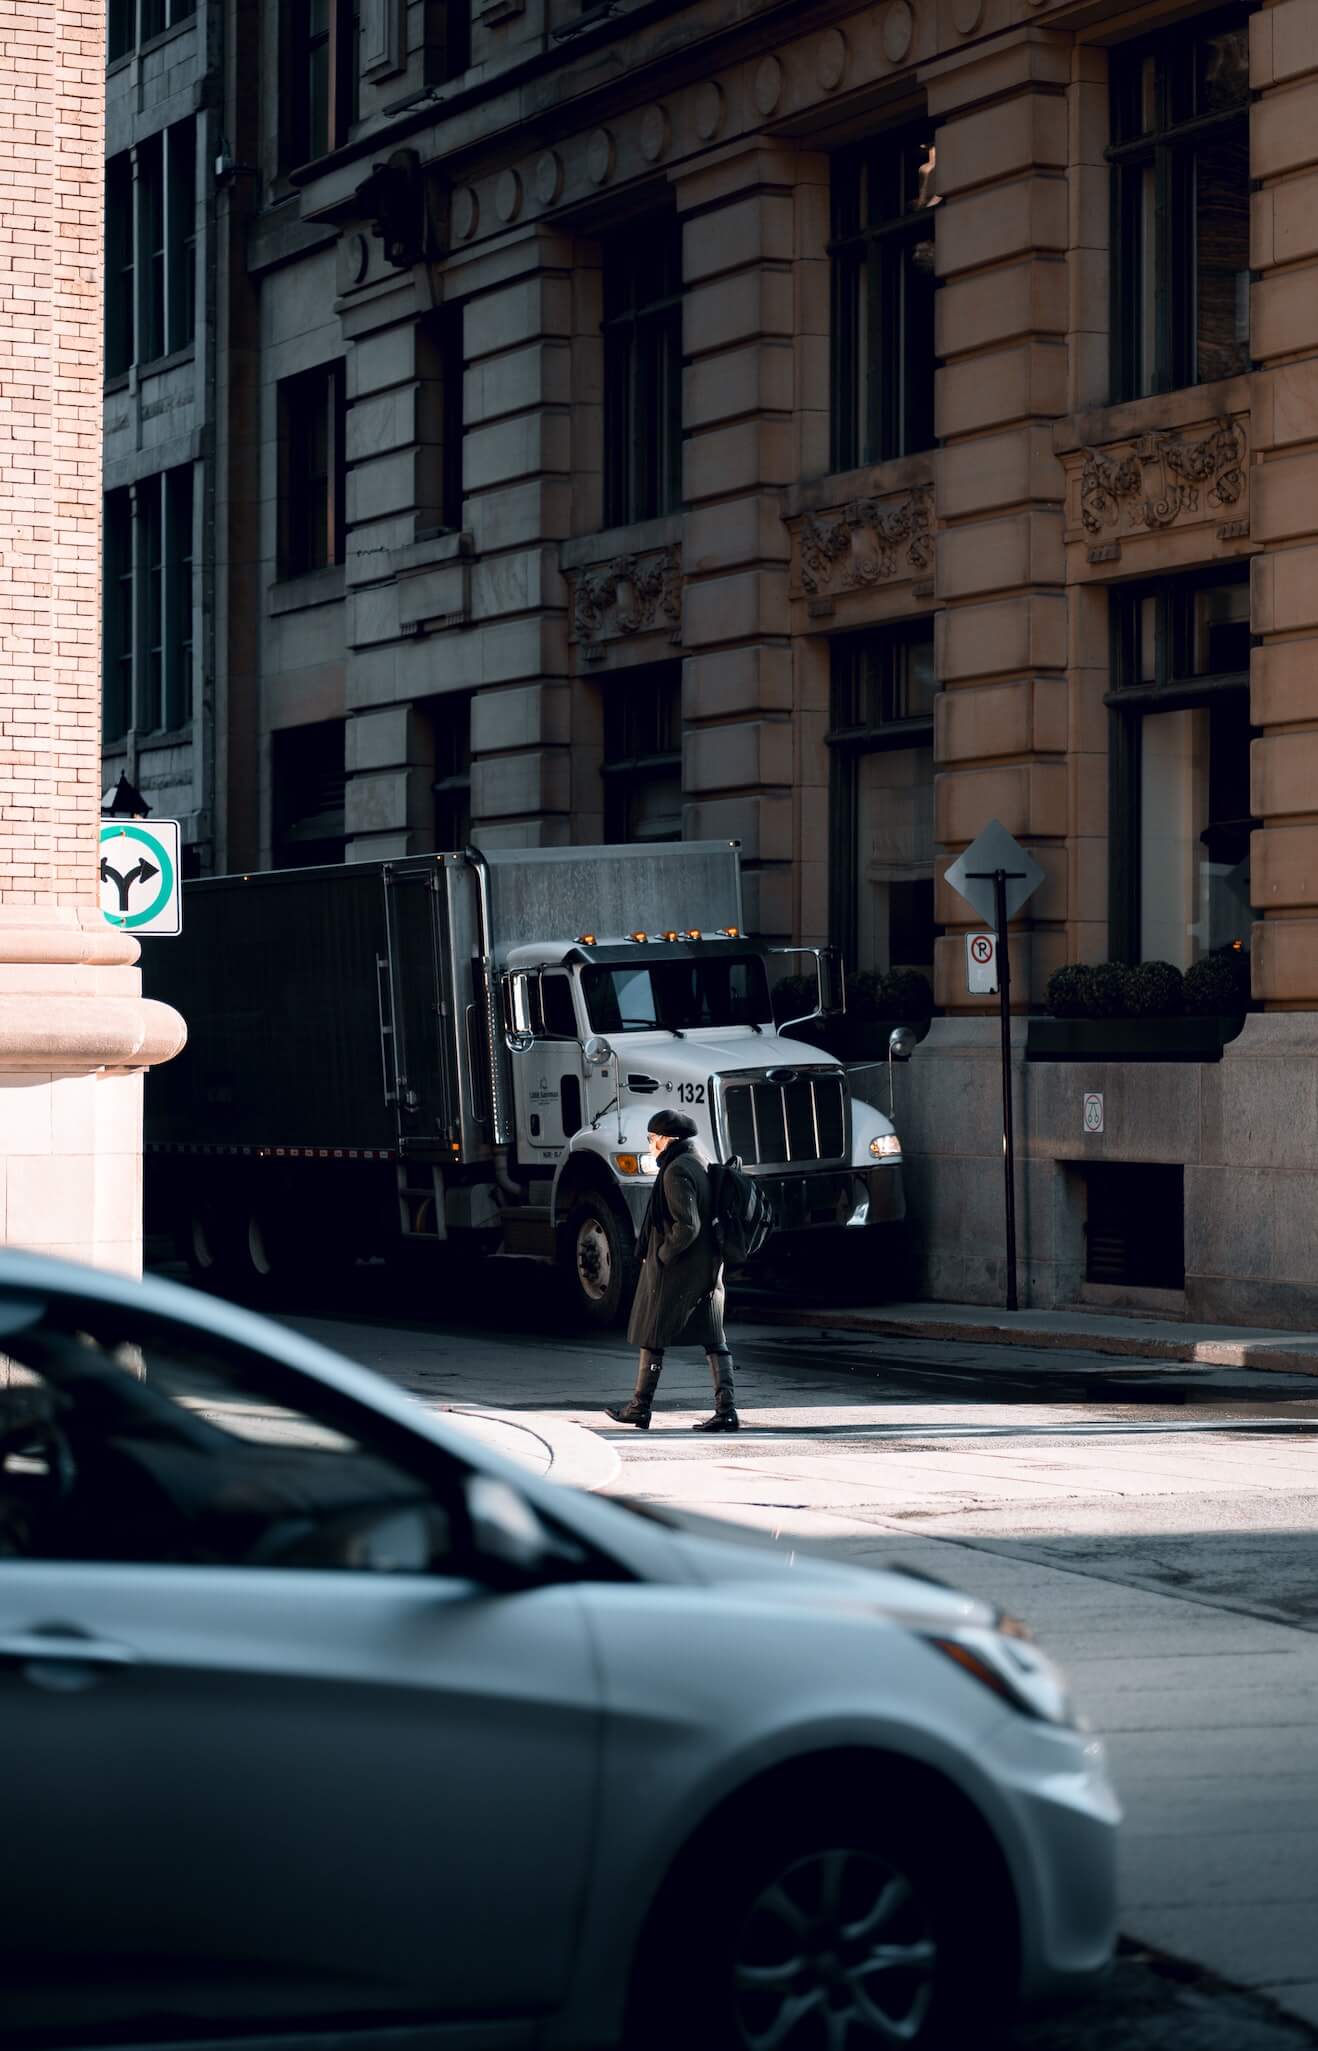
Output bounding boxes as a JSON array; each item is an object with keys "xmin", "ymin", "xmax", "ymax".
[{"xmin": 563, "ymin": 1194, "xmax": 637, "ymax": 1330}]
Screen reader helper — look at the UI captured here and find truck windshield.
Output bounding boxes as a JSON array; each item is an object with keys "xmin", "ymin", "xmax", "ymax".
[{"xmin": 582, "ymin": 956, "xmax": 772, "ymax": 1033}]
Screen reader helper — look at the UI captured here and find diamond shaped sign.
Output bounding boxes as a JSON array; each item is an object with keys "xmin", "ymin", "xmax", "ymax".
[{"xmin": 944, "ymin": 819, "xmax": 1044, "ymax": 931}]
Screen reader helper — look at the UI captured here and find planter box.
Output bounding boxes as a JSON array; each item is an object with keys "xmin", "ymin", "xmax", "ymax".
[{"xmin": 1026, "ymin": 1015, "xmax": 1246, "ymax": 1063}]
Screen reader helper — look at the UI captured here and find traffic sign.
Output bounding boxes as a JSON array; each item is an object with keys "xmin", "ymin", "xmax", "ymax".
[
  {"xmin": 1083, "ymin": 1091, "xmax": 1105, "ymax": 1135},
  {"xmin": 944, "ymin": 819, "xmax": 1044, "ymax": 928},
  {"xmin": 966, "ymin": 932, "xmax": 998, "ymax": 994},
  {"xmin": 99, "ymin": 818, "xmax": 182, "ymax": 935}
]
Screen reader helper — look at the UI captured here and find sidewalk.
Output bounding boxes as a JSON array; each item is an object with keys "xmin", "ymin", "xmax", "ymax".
[{"xmin": 753, "ymin": 1298, "xmax": 1318, "ymax": 1377}]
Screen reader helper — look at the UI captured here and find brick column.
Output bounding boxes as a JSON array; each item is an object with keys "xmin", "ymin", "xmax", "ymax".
[
  {"xmin": 928, "ymin": 31, "xmax": 1072, "ymax": 1010},
  {"xmin": 1248, "ymin": 1, "xmax": 1318, "ymax": 1005},
  {"xmin": 0, "ymin": 0, "xmax": 183, "ymax": 1267},
  {"xmin": 674, "ymin": 143, "xmax": 823, "ymax": 938}
]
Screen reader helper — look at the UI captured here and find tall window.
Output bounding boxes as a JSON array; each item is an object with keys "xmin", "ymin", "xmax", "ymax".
[
  {"xmin": 109, "ymin": 0, "xmax": 195, "ymax": 62},
  {"xmin": 828, "ymin": 624, "xmax": 937, "ymax": 978},
  {"xmin": 602, "ymin": 668, "xmax": 682, "ymax": 844},
  {"xmin": 278, "ymin": 363, "xmax": 347, "ymax": 577},
  {"xmin": 831, "ymin": 125, "xmax": 938, "ymax": 470},
  {"xmin": 1109, "ymin": 12, "xmax": 1250, "ymax": 400},
  {"xmin": 281, "ymin": 0, "xmax": 357, "ymax": 170},
  {"xmin": 101, "ymin": 466, "xmax": 194, "ymax": 743},
  {"xmin": 602, "ymin": 218, "xmax": 683, "ymax": 527},
  {"xmin": 1109, "ymin": 569, "xmax": 1254, "ymax": 967},
  {"xmin": 431, "ymin": 695, "xmax": 471, "ymax": 851},
  {"xmin": 271, "ymin": 721, "xmax": 347, "ymax": 869},
  {"xmin": 417, "ymin": 304, "xmax": 465, "ymax": 536},
  {"xmin": 104, "ymin": 122, "xmax": 195, "ymax": 377}
]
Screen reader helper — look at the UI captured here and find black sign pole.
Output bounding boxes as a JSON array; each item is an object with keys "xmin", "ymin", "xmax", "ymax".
[{"xmin": 968, "ymin": 866, "xmax": 1026, "ymax": 1313}]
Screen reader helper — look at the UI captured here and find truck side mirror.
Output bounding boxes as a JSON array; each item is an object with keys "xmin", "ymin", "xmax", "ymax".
[{"xmin": 888, "ymin": 1026, "xmax": 917, "ymax": 1062}]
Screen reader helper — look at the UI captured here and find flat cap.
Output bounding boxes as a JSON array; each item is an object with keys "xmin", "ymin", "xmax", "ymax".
[{"xmin": 646, "ymin": 1108, "xmax": 698, "ymax": 1140}]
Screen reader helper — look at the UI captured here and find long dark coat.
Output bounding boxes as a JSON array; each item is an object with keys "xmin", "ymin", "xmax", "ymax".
[{"xmin": 626, "ymin": 1140, "xmax": 727, "ymax": 1353}]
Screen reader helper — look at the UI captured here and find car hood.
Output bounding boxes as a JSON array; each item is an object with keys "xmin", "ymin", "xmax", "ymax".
[{"xmin": 628, "ymin": 1503, "xmax": 995, "ymax": 1629}]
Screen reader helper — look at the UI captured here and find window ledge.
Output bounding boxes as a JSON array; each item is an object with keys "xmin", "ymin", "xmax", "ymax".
[
  {"xmin": 391, "ymin": 528, "xmax": 473, "ymax": 577},
  {"xmin": 136, "ymin": 344, "xmax": 197, "ymax": 380},
  {"xmin": 1055, "ymin": 374, "xmax": 1253, "ymax": 457},
  {"xmin": 268, "ymin": 564, "xmax": 346, "ymax": 614},
  {"xmin": 139, "ymin": 15, "xmax": 196, "ymax": 56},
  {"xmin": 106, "ymin": 51, "xmax": 134, "ymax": 74},
  {"xmin": 782, "ymin": 449, "xmax": 936, "ymax": 523},
  {"xmin": 103, "ymin": 373, "xmax": 131, "ymax": 395},
  {"xmin": 561, "ymin": 512, "xmax": 683, "ymax": 572}
]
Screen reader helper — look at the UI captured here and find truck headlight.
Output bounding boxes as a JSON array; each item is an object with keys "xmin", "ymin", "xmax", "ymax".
[
  {"xmin": 613, "ymin": 1152, "xmax": 658, "ymax": 1177},
  {"xmin": 869, "ymin": 1135, "xmax": 901, "ymax": 1159}
]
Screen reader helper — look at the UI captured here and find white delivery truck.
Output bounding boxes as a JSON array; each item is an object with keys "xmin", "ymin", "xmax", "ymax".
[{"xmin": 145, "ymin": 841, "xmax": 906, "ymax": 1324}]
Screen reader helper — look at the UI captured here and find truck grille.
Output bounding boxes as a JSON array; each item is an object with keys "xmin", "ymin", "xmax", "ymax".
[{"xmin": 720, "ymin": 1070, "xmax": 847, "ymax": 1167}]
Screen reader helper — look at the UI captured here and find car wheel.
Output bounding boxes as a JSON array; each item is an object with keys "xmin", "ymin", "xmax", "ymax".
[
  {"xmin": 562, "ymin": 1194, "xmax": 637, "ymax": 1329},
  {"xmin": 631, "ymin": 1802, "xmax": 1010, "ymax": 2051}
]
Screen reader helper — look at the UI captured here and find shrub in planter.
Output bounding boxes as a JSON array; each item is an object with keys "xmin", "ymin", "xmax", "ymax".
[
  {"xmin": 1122, "ymin": 959, "xmax": 1184, "ymax": 1017},
  {"xmin": 881, "ymin": 969, "xmax": 934, "ymax": 1024},
  {"xmin": 1184, "ymin": 943, "xmax": 1251, "ymax": 1017},
  {"xmin": 844, "ymin": 969, "xmax": 887, "ymax": 1021},
  {"xmin": 1086, "ymin": 960, "xmax": 1129, "ymax": 1018},
  {"xmin": 1046, "ymin": 963, "xmax": 1095, "ymax": 1018}
]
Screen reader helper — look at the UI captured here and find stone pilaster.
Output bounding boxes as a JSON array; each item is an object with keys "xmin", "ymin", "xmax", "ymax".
[
  {"xmin": 1248, "ymin": 0, "xmax": 1318, "ymax": 1005},
  {"xmin": 0, "ymin": 0, "xmax": 183, "ymax": 1268},
  {"xmin": 673, "ymin": 142, "xmax": 824, "ymax": 939},
  {"xmin": 928, "ymin": 30, "xmax": 1072, "ymax": 1011}
]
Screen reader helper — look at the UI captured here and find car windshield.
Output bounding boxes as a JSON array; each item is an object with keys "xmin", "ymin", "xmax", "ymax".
[{"xmin": 582, "ymin": 955, "xmax": 772, "ymax": 1033}]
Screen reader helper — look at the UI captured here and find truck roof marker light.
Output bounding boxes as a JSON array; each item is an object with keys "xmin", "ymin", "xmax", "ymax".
[
  {"xmin": 662, "ymin": 930, "xmax": 679, "ymax": 941},
  {"xmin": 686, "ymin": 929, "xmax": 702, "ymax": 940},
  {"xmin": 577, "ymin": 932, "xmax": 597, "ymax": 945},
  {"xmin": 629, "ymin": 931, "xmax": 648, "ymax": 943},
  {"xmin": 719, "ymin": 926, "xmax": 740, "ymax": 938}
]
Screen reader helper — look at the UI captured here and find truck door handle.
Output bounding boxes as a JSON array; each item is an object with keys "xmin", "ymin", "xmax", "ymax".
[
  {"xmin": 376, "ymin": 953, "xmax": 400, "ymax": 1106},
  {"xmin": 0, "ymin": 1625, "xmax": 138, "ymax": 1684}
]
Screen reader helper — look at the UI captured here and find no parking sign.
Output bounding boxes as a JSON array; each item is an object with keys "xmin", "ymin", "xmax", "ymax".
[
  {"xmin": 965, "ymin": 931, "xmax": 998, "ymax": 994},
  {"xmin": 99, "ymin": 818, "xmax": 182, "ymax": 935}
]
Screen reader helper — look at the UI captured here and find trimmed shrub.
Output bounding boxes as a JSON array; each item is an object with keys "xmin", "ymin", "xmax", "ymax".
[
  {"xmin": 1122, "ymin": 959, "xmax": 1184, "ymax": 1017},
  {"xmin": 881, "ymin": 969, "xmax": 935, "ymax": 1023},
  {"xmin": 1183, "ymin": 943, "xmax": 1251, "ymax": 1017},
  {"xmin": 772, "ymin": 974, "xmax": 819, "ymax": 1025},
  {"xmin": 1046, "ymin": 963, "xmax": 1095, "ymax": 1018},
  {"xmin": 1086, "ymin": 960, "xmax": 1129, "ymax": 1018}
]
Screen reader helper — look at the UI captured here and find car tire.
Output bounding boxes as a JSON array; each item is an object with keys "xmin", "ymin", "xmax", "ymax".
[
  {"xmin": 562, "ymin": 1193, "xmax": 638, "ymax": 1330},
  {"xmin": 628, "ymin": 1795, "xmax": 1013, "ymax": 2051}
]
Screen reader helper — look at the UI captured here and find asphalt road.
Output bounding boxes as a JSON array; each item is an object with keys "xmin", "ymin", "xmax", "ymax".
[{"xmin": 223, "ymin": 1251, "xmax": 1318, "ymax": 2050}]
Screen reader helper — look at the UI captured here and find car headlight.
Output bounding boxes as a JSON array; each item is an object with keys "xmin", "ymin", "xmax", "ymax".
[
  {"xmin": 612, "ymin": 1151, "xmax": 658, "ymax": 1177},
  {"xmin": 924, "ymin": 1622, "xmax": 1077, "ymax": 1727},
  {"xmin": 869, "ymin": 1134, "xmax": 902, "ymax": 1159}
]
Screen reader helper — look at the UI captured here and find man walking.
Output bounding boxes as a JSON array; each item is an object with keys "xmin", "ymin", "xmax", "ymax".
[{"xmin": 605, "ymin": 1109, "xmax": 738, "ymax": 1434}]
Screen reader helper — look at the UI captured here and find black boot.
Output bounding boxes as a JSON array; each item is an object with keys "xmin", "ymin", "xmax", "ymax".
[
  {"xmin": 607, "ymin": 1350, "xmax": 663, "ymax": 1429},
  {"xmin": 693, "ymin": 1351, "xmax": 739, "ymax": 1432}
]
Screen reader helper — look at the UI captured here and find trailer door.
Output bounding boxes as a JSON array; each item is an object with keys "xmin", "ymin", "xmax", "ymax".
[{"xmin": 384, "ymin": 865, "xmax": 453, "ymax": 1150}]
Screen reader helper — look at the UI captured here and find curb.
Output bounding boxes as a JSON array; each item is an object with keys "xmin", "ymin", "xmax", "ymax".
[
  {"xmin": 749, "ymin": 1305, "xmax": 1318, "ymax": 1378},
  {"xmin": 441, "ymin": 1404, "xmax": 622, "ymax": 1493}
]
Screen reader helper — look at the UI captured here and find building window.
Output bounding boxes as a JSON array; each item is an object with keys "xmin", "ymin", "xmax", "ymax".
[
  {"xmin": 103, "ymin": 488, "xmax": 135, "ymax": 745},
  {"xmin": 271, "ymin": 721, "xmax": 346, "ymax": 869},
  {"xmin": 417, "ymin": 304, "xmax": 464, "ymax": 536},
  {"xmin": 602, "ymin": 668, "xmax": 682, "ymax": 844},
  {"xmin": 828, "ymin": 624, "xmax": 938, "ymax": 979},
  {"xmin": 105, "ymin": 122, "xmax": 195, "ymax": 377},
  {"xmin": 830, "ymin": 124, "xmax": 938, "ymax": 470},
  {"xmin": 278, "ymin": 362, "xmax": 347, "ymax": 577},
  {"xmin": 101, "ymin": 466, "xmax": 195, "ymax": 743},
  {"xmin": 109, "ymin": 0, "xmax": 195, "ymax": 62},
  {"xmin": 281, "ymin": 0, "xmax": 357, "ymax": 170},
  {"xmin": 105, "ymin": 153, "xmax": 135, "ymax": 377},
  {"xmin": 1109, "ymin": 11, "xmax": 1250, "ymax": 401},
  {"xmin": 1109, "ymin": 569, "xmax": 1254, "ymax": 968},
  {"xmin": 602, "ymin": 217, "xmax": 683, "ymax": 527},
  {"xmin": 431, "ymin": 695, "xmax": 471, "ymax": 851}
]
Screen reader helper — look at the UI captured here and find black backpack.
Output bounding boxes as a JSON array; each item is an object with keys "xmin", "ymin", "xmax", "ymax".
[{"xmin": 709, "ymin": 1157, "xmax": 774, "ymax": 1269}]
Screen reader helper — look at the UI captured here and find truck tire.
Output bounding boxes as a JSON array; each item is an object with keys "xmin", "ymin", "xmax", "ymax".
[{"xmin": 563, "ymin": 1193, "xmax": 638, "ymax": 1330}]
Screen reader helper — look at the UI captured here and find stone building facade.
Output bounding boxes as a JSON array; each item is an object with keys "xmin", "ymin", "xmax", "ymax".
[{"xmin": 113, "ymin": 0, "xmax": 1318, "ymax": 1320}]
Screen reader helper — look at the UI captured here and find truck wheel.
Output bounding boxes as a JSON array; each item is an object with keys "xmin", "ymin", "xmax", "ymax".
[{"xmin": 563, "ymin": 1194, "xmax": 637, "ymax": 1330}]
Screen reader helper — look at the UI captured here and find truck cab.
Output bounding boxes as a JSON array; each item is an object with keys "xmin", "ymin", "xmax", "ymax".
[{"xmin": 497, "ymin": 930, "xmax": 905, "ymax": 1325}]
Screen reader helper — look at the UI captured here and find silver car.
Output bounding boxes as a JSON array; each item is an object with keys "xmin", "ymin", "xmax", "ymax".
[{"xmin": 0, "ymin": 1253, "xmax": 1118, "ymax": 2050}]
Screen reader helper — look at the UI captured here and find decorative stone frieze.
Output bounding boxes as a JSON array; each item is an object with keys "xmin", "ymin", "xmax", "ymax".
[
  {"xmin": 1070, "ymin": 417, "xmax": 1248, "ymax": 545},
  {"xmin": 569, "ymin": 547, "xmax": 683, "ymax": 662},
  {"xmin": 788, "ymin": 484, "xmax": 935, "ymax": 605}
]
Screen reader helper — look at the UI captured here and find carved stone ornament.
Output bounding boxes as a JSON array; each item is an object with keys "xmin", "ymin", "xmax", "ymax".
[
  {"xmin": 794, "ymin": 485, "xmax": 934, "ymax": 598},
  {"xmin": 1079, "ymin": 418, "xmax": 1247, "ymax": 536},
  {"xmin": 571, "ymin": 548, "xmax": 682, "ymax": 660}
]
